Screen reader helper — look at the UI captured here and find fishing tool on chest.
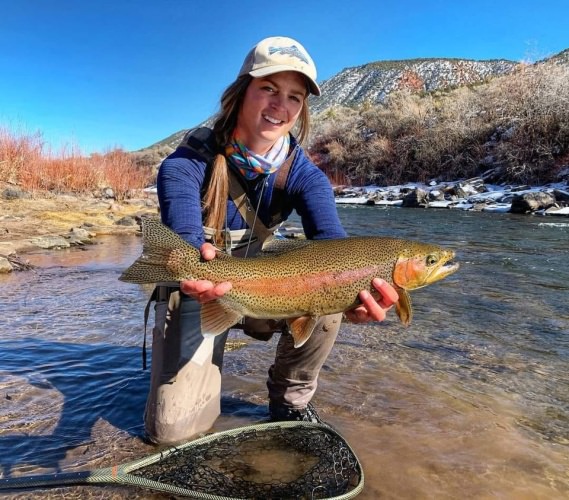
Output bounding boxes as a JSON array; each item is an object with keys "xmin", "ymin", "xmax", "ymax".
[{"xmin": 0, "ymin": 421, "xmax": 364, "ymax": 499}]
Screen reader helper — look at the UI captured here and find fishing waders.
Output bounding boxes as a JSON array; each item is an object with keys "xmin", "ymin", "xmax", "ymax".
[
  {"xmin": 144, "ymin": 286, "xmax": 229, "ymax": 444},
  {"xmin": 143, "ymin": 218, "xmax": 344, "ymax": 443},
  {"xmin": 144, "ymin": 138, "xmax": 342, "ymax": 443},
  {"xmin": 145, "ymin": 282, "xmax": 341, "ymax": 443}
]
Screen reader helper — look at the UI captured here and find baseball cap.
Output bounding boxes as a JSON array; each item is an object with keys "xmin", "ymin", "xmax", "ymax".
[{"xmin": 238, "ymin": 36, "xmax": 321, "ymax": 96}]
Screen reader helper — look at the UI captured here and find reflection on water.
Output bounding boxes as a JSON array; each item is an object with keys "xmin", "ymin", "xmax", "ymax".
[{"xmin": 0, "ymin": 212, "xmax": 568, "ymax": 499}]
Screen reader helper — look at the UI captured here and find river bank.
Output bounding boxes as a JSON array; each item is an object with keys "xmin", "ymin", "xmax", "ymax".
[
  {"xmin": 334, "ymin": 172, "xmax": 569, "ymax": 215},
  {"xmin": 0, "ymin": 185, "xmax": 159, "ymax": 272}
]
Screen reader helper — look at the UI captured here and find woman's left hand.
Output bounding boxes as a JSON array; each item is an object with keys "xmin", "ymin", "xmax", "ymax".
[{"xmin": 343, "ymin": 278, "xmax": 399, "ymax": 324}]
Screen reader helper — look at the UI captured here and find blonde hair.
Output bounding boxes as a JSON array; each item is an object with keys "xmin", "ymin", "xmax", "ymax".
[{"xmin": 203, "ymin": 74, "xmax": 311, "ymax": 246}]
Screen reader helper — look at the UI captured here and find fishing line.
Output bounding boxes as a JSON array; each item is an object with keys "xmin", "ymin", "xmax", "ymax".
[{"xmin": 0, "ymin": 421, "xmax": 365, "ymax": 499}]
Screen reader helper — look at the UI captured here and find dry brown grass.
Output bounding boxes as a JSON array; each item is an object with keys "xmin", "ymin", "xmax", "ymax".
[
  {"xmin": 310, "ymin": 62, "xmax": 569, "ymax": 186},
  {"xmin": 0, "ymin": 128, "xmax": 153, "ymax": 201}
]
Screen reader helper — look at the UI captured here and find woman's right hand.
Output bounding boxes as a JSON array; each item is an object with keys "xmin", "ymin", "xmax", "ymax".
[{"xmin": 180, "ymin": 243, "xmax": 232, "ymax": 303}]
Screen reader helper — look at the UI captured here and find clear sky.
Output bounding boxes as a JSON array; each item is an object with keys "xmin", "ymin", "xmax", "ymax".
[{"xmin": 1, "ymin": 0, "xmax": 567, "ymax": 154}]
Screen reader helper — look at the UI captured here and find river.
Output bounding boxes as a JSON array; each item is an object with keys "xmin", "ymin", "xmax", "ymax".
[{"xmin": 0, "ymin": 206, "xmax": 568, "ymax": 499}]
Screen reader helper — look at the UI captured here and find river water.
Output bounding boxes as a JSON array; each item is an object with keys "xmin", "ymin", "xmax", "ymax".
[{"xmin": 0, "ymin": 206, "xmax": 568, "ymax": 499}]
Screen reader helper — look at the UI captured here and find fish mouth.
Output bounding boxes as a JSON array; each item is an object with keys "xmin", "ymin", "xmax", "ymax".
[
  {"xmin": 439, "ymin": 261, "xmax": 460, "ymax": 278},
  {"xmin": 430, "ymin": 256, "xmax": 459, "ymax": 282}
]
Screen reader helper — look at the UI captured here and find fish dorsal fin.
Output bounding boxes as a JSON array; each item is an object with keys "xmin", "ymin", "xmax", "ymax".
[
  {"xmin": 395, "ymin": 289, "xmax": 412, "ymax": 326},
  {"xmin": 201, "ymin": 300, "xmax": 243, "ymax": 335},
  {"xmin": 258, "ymin": 238, "xmax": 312, "ymax": 257},
  {"xmin": 286, "ymin": 316, "xmax": 319, "ymax": 348}
]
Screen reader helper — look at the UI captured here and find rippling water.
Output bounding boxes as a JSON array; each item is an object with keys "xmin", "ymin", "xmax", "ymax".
[{"xmin": 1, "ymin": 207, "xmax": 568, "ymax": 499}]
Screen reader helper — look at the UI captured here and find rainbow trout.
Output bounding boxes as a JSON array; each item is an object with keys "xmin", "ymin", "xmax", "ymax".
[{"xmin": 120, "ymin": 218, "xmax": 459, "ymax": 347}]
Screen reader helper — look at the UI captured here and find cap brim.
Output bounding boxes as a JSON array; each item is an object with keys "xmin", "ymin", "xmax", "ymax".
[{"xmin": 249, "ymin": 65, "xmax": 321, "ymax": 96}]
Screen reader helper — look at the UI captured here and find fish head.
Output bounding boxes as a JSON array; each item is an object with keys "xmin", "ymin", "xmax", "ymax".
[{"xmin": 392, "ymin": 243, "xmax": 459, "ymax": 291}]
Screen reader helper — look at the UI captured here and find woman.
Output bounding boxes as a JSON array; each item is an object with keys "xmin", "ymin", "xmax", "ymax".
[{"xmin": 146, "ymin": 36, "xmax": 399, "ymax": 444}]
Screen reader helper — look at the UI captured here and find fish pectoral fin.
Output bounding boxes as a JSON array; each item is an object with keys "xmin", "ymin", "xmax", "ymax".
[
  {"xmin": 200, "ymin": 300, "xmax": 242, "ymax": 335},
  {"xmin": 395, "ymin": 289, "xmax": 413, "ymax": 326},
  {"xmin": 286, "ymin": 316, "xmax": 319, "ymax": 348}
]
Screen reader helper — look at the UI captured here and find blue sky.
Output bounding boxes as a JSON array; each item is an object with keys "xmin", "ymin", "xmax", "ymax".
[{"xmin": 1, "ymin": 0, "xmax": 567, "ymax": 154}]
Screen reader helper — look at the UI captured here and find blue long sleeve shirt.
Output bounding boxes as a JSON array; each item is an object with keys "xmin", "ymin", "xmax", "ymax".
[{"xmin": 157, "ymin": 135, "xmax": 347, "ymax": 249}]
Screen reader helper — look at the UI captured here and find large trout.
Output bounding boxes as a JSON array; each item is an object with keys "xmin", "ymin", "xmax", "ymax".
[{"xmin": 120, "ymin": 218, "xmax": 459, "ymax": 347}]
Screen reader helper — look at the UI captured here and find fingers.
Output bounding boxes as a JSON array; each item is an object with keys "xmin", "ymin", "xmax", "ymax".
[
  {"xmin": 344, "ymin": 279, "xmax": 400, "ymax": 324},
  {"xmin": 200, "ymin": 242, "xmax": 218, "ymax": 261},
  {"xmin": 344, "ymin": 305, "xmax": 376, "ymax": 323},
  {"xmin": 180, "ymin": 279, "xmax": 232, "ymax": 304},
  {"xmin": 358, "ymin": 289, "xmax": 388, "ymax": 322},
  {"xmin": 371, "ymin": 278, "xmax": 399, "ymax": 308},
  {"xmin": 178, "ymin": 243, "xmax": 230, "ymax": 303}
]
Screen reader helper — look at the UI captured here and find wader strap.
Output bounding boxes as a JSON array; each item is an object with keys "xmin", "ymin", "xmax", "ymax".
[
  {"xmin": 274, "ymin": 147, "xmax": 295, "ymax": 190},
  {"xmin": 268, "ymin": 146, "xmax": 296, "ymax": 227},
  {"xmin": 143, "ymin": 288, "xmax": 158, "ymax": 370},
  {"xmin": 228, "ymin": 171, "xmax": 275, "ymax": 244},
  {"xmin": 226, "ymin": 147, "xmax": 297, "ymax": 245},
  {"xmin": 143, "ymin": 285, "xmax": 172, "ymax": 370}
]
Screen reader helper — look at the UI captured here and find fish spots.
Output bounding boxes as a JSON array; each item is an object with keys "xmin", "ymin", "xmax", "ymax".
[
  {"xmin": 166, "ymin": 248, "xmax": 189, "ymax": 278},
  {"xmin": 121, "ymin": 219, "xmax": 459, "ymax": 325},
  {"xmin": 230, "ymin": 266, "xmax": 377, "ymax": 299}
]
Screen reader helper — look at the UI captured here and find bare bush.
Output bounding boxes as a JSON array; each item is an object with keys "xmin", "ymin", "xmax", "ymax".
[
  {"xmin": 0, "ymin": 127, "xmax": 44, "ymax": 185},
  {"xmin": 0, "ymin": 127, "xmax": 154, "ymax": 199},
  {"xmin": 309, "ymin": 61, "xmax": 569, "ymax": 186},
  {"xmin": 98, "ymin": 149, "xmax": 154, "ymax": 201}
]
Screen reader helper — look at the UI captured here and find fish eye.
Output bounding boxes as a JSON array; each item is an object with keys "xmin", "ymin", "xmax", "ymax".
[{"xmin": 426, "ymin": 254, "xmax": 438, "ymax": 266}]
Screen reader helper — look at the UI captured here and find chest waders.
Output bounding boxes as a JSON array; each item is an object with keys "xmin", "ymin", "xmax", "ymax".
[{"xmin": 144, "ymin": 134, "xmax": 343, "ymax": 445}]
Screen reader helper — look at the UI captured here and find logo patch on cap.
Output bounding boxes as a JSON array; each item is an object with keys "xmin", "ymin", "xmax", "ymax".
[{"xmin": 268, "ymin": 45, "xmax": 309, "ymax": 65}]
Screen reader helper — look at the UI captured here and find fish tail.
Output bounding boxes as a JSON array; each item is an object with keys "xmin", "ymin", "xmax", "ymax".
[{"xmin": 119, "ymin": 217, "xmax": 200, "ymax": 284}]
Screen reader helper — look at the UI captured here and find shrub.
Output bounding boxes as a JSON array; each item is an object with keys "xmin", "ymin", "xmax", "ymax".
[
  {"xmin": 309, "ymin": 61, "xmax": 569, "ymax": 186},
  {"xmin": 0, "ymin": 128, "xmax": 153, "ymax": 199}
]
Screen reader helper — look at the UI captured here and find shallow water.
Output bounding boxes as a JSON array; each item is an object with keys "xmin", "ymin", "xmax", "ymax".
[{"xmin": 1, "ymin": 207, "xmax": 568, "ymax": 499}]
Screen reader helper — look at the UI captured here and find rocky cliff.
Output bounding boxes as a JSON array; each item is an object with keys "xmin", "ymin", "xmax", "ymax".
[{"xmin": 309, "ymin": 58, "xmax": 517, "ymax": 114}]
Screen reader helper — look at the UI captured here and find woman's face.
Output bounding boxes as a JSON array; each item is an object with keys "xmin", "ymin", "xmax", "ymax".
[{"xmin": 234, "ymin": 71, "xmax": 307, "ymax": 154}]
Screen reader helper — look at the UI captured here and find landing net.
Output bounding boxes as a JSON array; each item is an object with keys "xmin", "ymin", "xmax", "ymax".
[{"xmin": 0, "ymin": 421, "xmax": 364, "ymax": 499}]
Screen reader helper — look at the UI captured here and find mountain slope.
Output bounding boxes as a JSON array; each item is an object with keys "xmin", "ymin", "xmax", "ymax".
[
  {"xmin": 141, "ymin": 49, "xmax": 567, "ymax": 155},
  {"xmin": 310, "ymin": 58, "xmax": 517, "ymax": 114}
]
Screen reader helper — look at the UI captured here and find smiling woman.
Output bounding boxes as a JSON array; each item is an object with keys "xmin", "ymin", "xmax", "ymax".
[
  {"xmin": 138, "ymin": 36, "xmax": 400, "ymax": 445},
  {"xmin": 234, "ymin": 72, "xmax": 307, "ymax": 154}
]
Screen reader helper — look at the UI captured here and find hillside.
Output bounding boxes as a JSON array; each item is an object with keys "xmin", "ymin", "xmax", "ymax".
[
  {"xmin": 140, "ymin": 56, "xmax": 523, "ymax": 154},
  {"xmin": 309, "ymin": 58, "xmax": 517, "ymax": 114},
  {"xmin": 135, "ymin": 49, "xmax": 569, "ymax": 186}
]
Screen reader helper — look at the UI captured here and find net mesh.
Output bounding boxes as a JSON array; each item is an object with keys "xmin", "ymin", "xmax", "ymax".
[{"xmin": 131, "ymin": 423, "xmax": 362, "ymax": 499}]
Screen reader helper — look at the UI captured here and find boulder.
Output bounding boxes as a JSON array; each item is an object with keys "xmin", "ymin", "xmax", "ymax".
[
  {"xmin": 463, "ymin": 177, "xmax": 486, "ymax": 193},
  {"xmin": 428, "ymin": 189, "xmax": 445, "ymax": 201},
  {"xmin": 67, "ymin": 227, "xmax": 94, "ymax": 245},
  {"xmin": 31, "ymin": 235, "xmax": 71, "ymax": 249},
  {"xmin": 115, "ymin": 216, "xmax": 138, "ymax": 226},
  {"xmin": 0, "ymin": 256, "xmax": 13, "ymax": 273},
  {"xmin": 402, "ymin": 188, "xmax": 429, "ymax": 208},
  {"xmin": 1, "ymin": 187, "xmax": 30, "ymax": 200},
  {"xmin": 553, "ymin": 189, "xmax": 569, "ymax": 204},
  {"xmin": 510, "ymin": 192, "xmax": 557, "ymax": 214}
]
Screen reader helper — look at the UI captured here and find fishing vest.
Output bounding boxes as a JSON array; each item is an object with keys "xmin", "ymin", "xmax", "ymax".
[{"xmin": 176, "ymin": 127, "xmax": 296, "ymax": 255}]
